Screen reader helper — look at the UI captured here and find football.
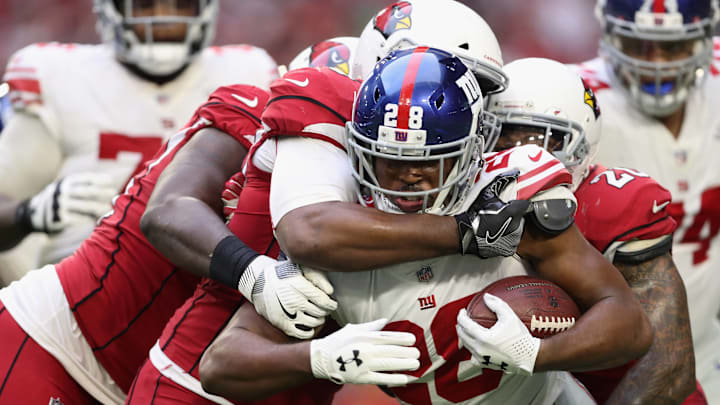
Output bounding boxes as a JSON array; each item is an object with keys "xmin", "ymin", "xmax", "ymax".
[{"xmin": 467, "ymin": 275, "xmax": 580, "ymax": 338}]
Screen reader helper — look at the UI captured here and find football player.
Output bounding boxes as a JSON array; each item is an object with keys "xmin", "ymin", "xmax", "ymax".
[
  {"xmin": 572, "ymin": 0, "xmax": 720, "ymax": 401},
  {"xmin": 487, "ymin": 57, "xmax": 703, "ymax": 404},
  {"xmin": 0, "ymin": 0, "xmax": 276, "ymax": 284},
  {"xmin": 0, "ymin": 1, "xmax": 281, "ymax": 402},
  {"xmin": 198, "ymin": 46, "xmax": 651, "ymax": 405}
]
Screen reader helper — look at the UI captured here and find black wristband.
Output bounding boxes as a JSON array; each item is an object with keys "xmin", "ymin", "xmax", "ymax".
[
  {"xmin": 14, "ymin": 199, "xmax": 34, "ymax": 232},
  {"xmin": 209, "ymin": 235, "xmax": 260, "ymax": 289}
]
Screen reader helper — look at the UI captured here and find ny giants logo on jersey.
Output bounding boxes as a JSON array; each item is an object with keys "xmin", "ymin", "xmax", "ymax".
[
  {"xmin": 418, "ymin": 294, "xmax": 436, "ymax": 310},
  {"xmin": 374, "ymin": 1, "xmax": 413, "ymax": 39}
]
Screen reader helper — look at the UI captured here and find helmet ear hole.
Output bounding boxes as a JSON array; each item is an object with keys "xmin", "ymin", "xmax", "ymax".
[
  {"xmin": 435, "ymin": 93, "xmax": 445, "ymax": 109},
  {"xmin": 374, "ymin": 87, "xmax": 381, "ymax": 102},
  {"xmin": 459, "ymin": 43, "xmax": 469, "ymax": 50}
]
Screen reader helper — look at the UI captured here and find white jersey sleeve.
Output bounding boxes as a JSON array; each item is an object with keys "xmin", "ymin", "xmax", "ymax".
[
  {"xmin": 0, "ymin": 112, "xmax": 62, "ymax": 199},
  {"xmin": 270, "ymin": 136, "xmax": 357, "ymax": 227},
  {"xmin": 200, "ymin": 45, "xmax": 278, "ymax": 90},
  {"xmin": 3, "ymin": 43, "xmax": 67, "ymax": 139}
]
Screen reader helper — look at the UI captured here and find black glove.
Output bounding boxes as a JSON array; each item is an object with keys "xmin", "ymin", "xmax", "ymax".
[{"xmin": 454, "ymin": 169, "xmax": 530, "ymax": 258}]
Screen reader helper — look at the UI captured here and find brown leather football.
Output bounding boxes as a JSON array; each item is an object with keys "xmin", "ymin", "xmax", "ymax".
[{"xmin": 467, "ymin": 275, "xmax": 581, "ymax": 338}]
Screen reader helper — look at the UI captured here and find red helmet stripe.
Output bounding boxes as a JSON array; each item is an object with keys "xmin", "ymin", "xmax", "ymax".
[
  {"xmin": 397, "ymin": 46, "xmax": 429, "ymax": 129},
  {"xmin": 653, "ymin": 0, "xmax": 665, "ymax": 13}
]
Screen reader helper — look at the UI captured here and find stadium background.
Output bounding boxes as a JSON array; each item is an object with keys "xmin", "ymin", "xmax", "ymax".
[
  {"xmin": 0, "ymin": 0, "xmax": 599, "ymax": 404},
  {"xmin": 0, "ymin": 0, "xmax": 600, "ymax": 76}
]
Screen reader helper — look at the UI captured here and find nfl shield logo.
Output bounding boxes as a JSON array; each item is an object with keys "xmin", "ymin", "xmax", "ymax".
[{"xmin": 416, "ymin": 266, "xmax": 433, "ymax": 282}]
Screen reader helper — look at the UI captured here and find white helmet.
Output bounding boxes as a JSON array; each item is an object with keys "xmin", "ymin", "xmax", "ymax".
[
  {"xmin": 486, "ymin": 58, "xmax": 602, "ymax": 190},
  {"xmin": 287, "ymin": 36, "xmax": 358, "ymax": 75},
  {"xmin": 596, "ymin": 0, "xmax": 720, "ymax": 116},
  {"xmin": 94, "ymin": 0, "xmax": 218, "ymax": 77},
  {"xmin": 351, "ymin": 0, "xmax": 507, "ymax": 95}
]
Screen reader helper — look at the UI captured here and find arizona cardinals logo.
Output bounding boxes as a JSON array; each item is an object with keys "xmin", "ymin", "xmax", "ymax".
[
  {"xmin": 310, "ymin": 41, "xmax": 351, "ymax": 75},
  {"xmin": 374, "ymin": 1, "xmax": 413, "ymax": 39},
  {"xmin": 581, "ymin": 78, "xmax": 601, "ymax": 119}
]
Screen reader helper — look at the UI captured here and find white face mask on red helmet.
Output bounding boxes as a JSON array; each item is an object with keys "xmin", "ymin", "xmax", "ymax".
[
  {"xmin": 487, "ymin": 58, "xmax": 602, "ymax": 191},
  {"xmin": 351, "ymin": 0, "xmax": 507, "ymax": 96},
  {"xmin": 94, "ymin": 0, "xmax": 218, "ymax": 76}
]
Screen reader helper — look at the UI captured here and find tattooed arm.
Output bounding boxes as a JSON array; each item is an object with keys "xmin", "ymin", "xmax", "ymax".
[{"xmin": 605, "ymin": 252, "xmax": 695, "ymax": 405}]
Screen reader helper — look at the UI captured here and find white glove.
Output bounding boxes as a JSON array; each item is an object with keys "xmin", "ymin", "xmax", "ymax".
[
  {"xmin": 310, "ymin": 318, "xmax": 420, "ymax": 386},
  {"xmin": 19, "ymin": 172, "xmax": 120, "ymax": 233},
  {"xmin": 456, "ymin": 293, "xmax": 540, "ymax": 376},
  {"xmin": 238, "ymin": 257, "xmax": 338, "ymax": 339}
]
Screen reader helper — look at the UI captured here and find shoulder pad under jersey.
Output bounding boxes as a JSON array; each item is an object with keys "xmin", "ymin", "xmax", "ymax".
[
  {"xmin": 574, "ymin": 164, "xmax": 677, "ymax": 259},
  {"xmin": 2, "ymin": 42, "xmax": 84, "ymax": 136},
  {"xmin": 261, "ymin": 67, "xmax": 361, "ymax": 151},
  {"xmin": 482, "ymin": 145, "xmax": 573, "ymax": 201},
  {"xmin": 192, "ymin": 85, "xmax": 269, "ymax": 149}
]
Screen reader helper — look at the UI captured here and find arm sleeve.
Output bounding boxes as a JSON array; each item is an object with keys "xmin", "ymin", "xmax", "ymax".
[
  {"xmin": 270, "ymin": 137, "xmax": 357, "ymax": 227},
  {"xmin": 0, "ymin": 112, "xmax": 62, "ymax": 199}
]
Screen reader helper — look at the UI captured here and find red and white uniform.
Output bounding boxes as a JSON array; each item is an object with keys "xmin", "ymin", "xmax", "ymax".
[
  {"xmin": 0, "ymin": 42, "xmax": 277, "ymax": 276},
  {"xmin": 572, "ymin": 46, "xmax": 720, "ymax": 402},
  {"xmin": 571, "ymin": 165, "xmax": 680, "ymax": 404},
  {"xmin": 0, "ymin": 85, "xmax": 268, "ymax": 404},
  {"xmin": 263, "ymin": 68, "xmax": 590, "ymax": 405},
  {"xmin": 130, "ymin": 78, "xmax": 343, "ymax": 404}
]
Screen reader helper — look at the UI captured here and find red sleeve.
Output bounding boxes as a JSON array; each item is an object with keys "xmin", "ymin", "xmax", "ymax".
[
  {"xmin": 190, "ymin": 84, "xmax": 269, "ymax": 149},
  {"xmin": 484, "ymin": 145, "xmax": 573, "ymax": 200},
  {"xmin": 261, "ymin": 67, "xmax": 360, "ymax": 151},
  {"xmin": 574, "ymin": 165, "xmax": 677, "ymax": 254}
]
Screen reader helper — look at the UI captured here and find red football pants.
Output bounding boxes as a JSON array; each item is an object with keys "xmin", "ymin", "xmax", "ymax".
[{"xmin": 0, "ymin": 301, "xmax": 98, "ymax": 404}]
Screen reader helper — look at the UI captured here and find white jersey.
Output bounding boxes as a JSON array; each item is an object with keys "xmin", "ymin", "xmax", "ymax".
[
  {"xmin": 1, "ymin": 42, "xmax": 277, "ymax": 266},
  {"xmin": 572, "ymin": 47, "xmax": 720, "ymax": 399},
  {"xmin": 328, "ymin": 146, "xmax": 583, "ymax": 405}
]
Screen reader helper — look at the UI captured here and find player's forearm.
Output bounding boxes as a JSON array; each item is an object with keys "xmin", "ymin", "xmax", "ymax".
[
  {"xmin": 141, "ymin": 197, "xmax": 232, "ymax": 278},
  {"xmin": 276, "ymin": 201, "xmax": 459, "ymax": 271},
  {"xmin": 199, "ymin": 326, "xmax": 312, "ymax": 401},
  {"xmin": 605, "ymin": 255, "xmax": 695, "ymax": 405},
  {"xmin": 0, "ymin": 195, "xmax": 31, "ymax": 250},
  {"xmin": 534, "ymin": 291, "xmax": 651, "ymax": 372}
]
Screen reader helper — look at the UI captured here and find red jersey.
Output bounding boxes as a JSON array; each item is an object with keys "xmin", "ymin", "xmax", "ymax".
[
  {"xmin": 54, "ymin": 84, "xmax": 269, "ymax": 392},
  {"xmin": 572, "ymin": 164, "xmax": 677, "ymax": 404},
  {"xmin": 151, "ymin": 71, "xmax": 351, "ymax": 403}
]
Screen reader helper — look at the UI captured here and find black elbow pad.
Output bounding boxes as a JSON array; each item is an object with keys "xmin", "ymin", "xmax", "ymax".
[{"xmin": 526, "ymin": 199, "xmax": 576, "ymax": 236}]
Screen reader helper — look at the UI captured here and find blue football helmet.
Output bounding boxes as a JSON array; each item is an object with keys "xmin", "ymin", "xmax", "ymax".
[
  {"xmin": 596, "ymin": 0, "xmax": 719, "ymax": 116},
  {"xmin": 346, "ymin": 46, "xmax": 484, "ymax": 215}
]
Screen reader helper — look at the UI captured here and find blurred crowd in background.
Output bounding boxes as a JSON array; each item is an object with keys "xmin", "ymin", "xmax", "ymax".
[{"xmin": 0, "ymin": 0, "xmax": 601, "ymax": 76}]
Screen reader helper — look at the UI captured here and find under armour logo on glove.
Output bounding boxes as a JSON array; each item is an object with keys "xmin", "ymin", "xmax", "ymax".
[
  {"xmin": 337, "ymin": 350, "xmax": 363, "ymax": 371},
  {"xmin": 310, "ymin": 318, "xmax": 420, "ymax": 386},
  {"xmin": 480, "ymin": 355, "xmax": 509, "ymax": 372},
  {"xmin": 454, "ymin": 169, "xmax": 530, "ymax": 258}
]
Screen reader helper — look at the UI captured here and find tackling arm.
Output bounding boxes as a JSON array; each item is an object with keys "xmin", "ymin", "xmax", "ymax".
[
  {"xmin": 140, "ymin": 127, "xmax": 244, "ymax": 277},
  {"xmin": 605, "ymin": 252, "xmax": 695, "ymax": 405},
  {"xmin": 199, "ymin": 303, "xmax": 313, "ymax": 401},
  {"xmin": 519, "ymin": 223, "xmax": 654, "ymax": 372}
]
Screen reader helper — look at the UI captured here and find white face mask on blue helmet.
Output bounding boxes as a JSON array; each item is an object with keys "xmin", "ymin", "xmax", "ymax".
[
  {"xmin": 94, "ymin": 0, "xmax": 218, "ymax": 77},
  {"xmin": 596, "ymin": 0, "xmax": 720, "ymax": 117},
  {"xmin": 347, "ymin": 46, "xmax": 484, "ymax": 215}
]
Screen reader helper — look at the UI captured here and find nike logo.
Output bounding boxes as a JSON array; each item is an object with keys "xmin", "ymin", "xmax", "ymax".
[
  {"xmin": 485, "ymin": 217, "xmax": 513, "ymax": 244},
  {"xmin": 529, "ymin": 151, "xmax": 543, "ymax": 162},
  {"xmin": 652, "ymin": 200, "xmax": 670, "ymax": 214},
  {"xmin": 285, "ymin": 77, "xmax": 309, "ymax": 87},
  {"xmin": 278, "ymin": 298, "xmax": 297, "ymax": 319},
  {"xmin": 231, "ymin": 93, "xmax": 258, "ymax": 108}
]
